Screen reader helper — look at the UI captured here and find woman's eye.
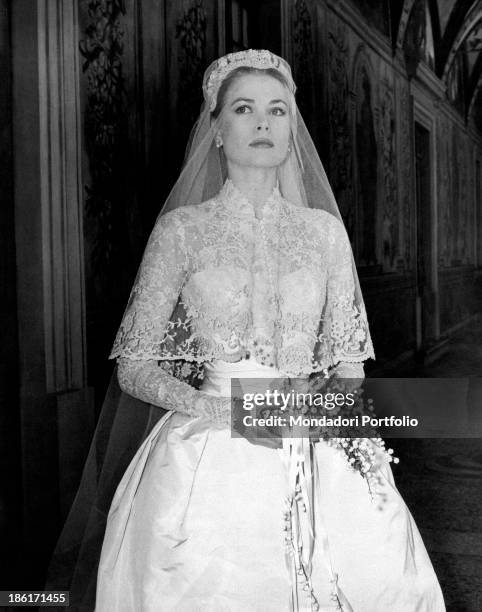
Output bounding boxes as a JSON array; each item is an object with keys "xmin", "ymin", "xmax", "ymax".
[
  {"xmin": 235, "ymin": 105, "xmax": 252, "ymax": 114},
  {"xmin": 271, "ymin": 107, "xmax": 286, "ymax": 116}
]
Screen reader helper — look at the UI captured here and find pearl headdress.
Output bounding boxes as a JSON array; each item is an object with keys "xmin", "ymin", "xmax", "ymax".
[{"xmin": 204, "ymin": 49, "xmax": 296, "ymax": 111}]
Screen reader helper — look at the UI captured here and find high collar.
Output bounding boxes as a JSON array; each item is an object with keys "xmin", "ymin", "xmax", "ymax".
[{"xmin": 217, "ymin": 179, "xmax": 282, "ymax": 218}]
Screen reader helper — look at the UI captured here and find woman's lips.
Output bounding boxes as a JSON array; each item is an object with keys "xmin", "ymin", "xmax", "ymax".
[{"xmin": 249, "ymin": 139, "xmax": 274, "ymax": 148}]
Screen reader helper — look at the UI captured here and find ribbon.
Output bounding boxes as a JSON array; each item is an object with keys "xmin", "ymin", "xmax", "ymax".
[{"xmin": 279, "ymin": 436, "xmax": 354, "ymax": 612}]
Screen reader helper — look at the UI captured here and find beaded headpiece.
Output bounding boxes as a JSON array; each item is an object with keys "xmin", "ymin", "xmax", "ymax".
[{"xmin": 204, "ymin": 49, "xmax": 296, "ymax": 112}]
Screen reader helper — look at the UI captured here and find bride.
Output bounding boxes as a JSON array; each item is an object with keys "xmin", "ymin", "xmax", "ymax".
[{"xmin": 74, "ymin": 50, "xmax": 444, "ymax": 611}]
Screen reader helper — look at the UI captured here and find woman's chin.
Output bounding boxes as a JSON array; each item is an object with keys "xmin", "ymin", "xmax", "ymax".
[{"xmin": 231, "ymin": 152, "xmax": 287, "ymax": 169}]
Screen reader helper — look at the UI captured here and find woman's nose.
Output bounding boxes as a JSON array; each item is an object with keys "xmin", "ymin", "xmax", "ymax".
[{"xmin": 256, "ymin": 117, "xmax": 269, "ymax": 131}]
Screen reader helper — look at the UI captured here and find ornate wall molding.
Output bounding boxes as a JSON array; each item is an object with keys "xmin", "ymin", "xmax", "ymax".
[
  {"xmin": 175, "ymin": 0, "xmax": 207, "ymax": 131},
  {"xmin": 350, "ymin": 42, "xmax": 375, "ymax": 91},
  {"xmin": 79, "ymin": 0, "xmax": 127, "ymax": 270},
  {"xmin": 437, "ymin": 111, "xmax": 452, "ymax": 268},
  {"xmin": 454, "ymin": 129, "xmax": 471, "ymax": 264},
  {"xmin": 397, "ymin": 76, "xmax": 413, "ymax": 270},
  {"xmin": 435, "ymin": 107, "xmax": 478, "ymax": 268},
  {"xmin": 350, "ymin": 44, "xmax": 380, "ymax": 267},
  {"xmin": 292, "ymin": 0, "xmax": 314, "ymax": 122},
  {"xmin": 327, "ymin": 20, "xmax": 355, "ymax": 242},
  {"xmin": 354, "ymin": 63, "xmax": 379, "ymax": 266},
  {"xmin": 413, "ymin": 97, "xmax": 440, "ymax": 337},
  {"xmin": 379, "ymin": 85, "xmax": 398, "ymax": 271}
]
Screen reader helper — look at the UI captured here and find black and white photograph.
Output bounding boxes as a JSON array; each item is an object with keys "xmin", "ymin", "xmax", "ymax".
[{"xmin": 1, "ymin": 1, "xmax": 482, "ymax": 610}]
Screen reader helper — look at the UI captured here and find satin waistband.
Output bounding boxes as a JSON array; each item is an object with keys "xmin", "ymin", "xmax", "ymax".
[{"xmin": 201, "ymin": 358, "xmax": 283, "ymax": 396}]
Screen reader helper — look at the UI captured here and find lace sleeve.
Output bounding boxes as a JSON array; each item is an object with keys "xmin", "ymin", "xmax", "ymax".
[
  {"xmin": 110, "ymin": 210, "xmax": 189, "ymax": 360},
  {"xmin": 332, "ymin": 361, "xmax": 365, "ymax": 379},
  {"xmin": 111, "ymin": 208, "xmax": 231, "ymax": 426},
  {"xmin": 324, "ymin": 220, "xmax": 375, "ymax": 365},
  {"xmin": 117, "ymin": 358, "xmax": 231, "ymax": 427}
]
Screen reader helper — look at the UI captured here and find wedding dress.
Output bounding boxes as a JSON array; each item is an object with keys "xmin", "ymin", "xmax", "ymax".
[{"xmin": 95, "ymin": 180, "xmax": 446, "ymax": 611}]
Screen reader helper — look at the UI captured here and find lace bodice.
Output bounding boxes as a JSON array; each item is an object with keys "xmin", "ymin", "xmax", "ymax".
[
  {"xmin": 112, "ymin": 180, "xmax": 374, "ymax": 371},
  {"xmin": 112, "ymin": 180, "xmax": 374, "ymax": 423}
]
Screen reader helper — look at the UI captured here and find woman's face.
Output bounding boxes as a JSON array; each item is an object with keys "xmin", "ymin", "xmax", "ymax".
[{"xmin": 217, "ymin": 73, "xmax": 291, "ymax": 171}]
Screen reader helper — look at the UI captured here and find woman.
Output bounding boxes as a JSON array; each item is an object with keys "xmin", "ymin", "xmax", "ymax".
[{"xmin": 72, "ymin": 50, "xmax": 445, "ymax": 611}]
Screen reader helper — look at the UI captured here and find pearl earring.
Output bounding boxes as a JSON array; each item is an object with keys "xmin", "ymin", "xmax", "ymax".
[{"xmin": 215, "ymin": 135, "xmax": 223, "ymax": 148}]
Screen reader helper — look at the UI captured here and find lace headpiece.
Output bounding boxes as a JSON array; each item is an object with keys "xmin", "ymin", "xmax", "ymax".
[{"xmin": 204, "ymin": 49, "xmax": 296, "ymax": 111}]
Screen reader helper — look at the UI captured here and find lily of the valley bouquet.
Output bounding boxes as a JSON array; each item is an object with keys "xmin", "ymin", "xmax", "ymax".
[{"xmin": 234, "ymin": 370, "xmax": 399, "ymax": 502}]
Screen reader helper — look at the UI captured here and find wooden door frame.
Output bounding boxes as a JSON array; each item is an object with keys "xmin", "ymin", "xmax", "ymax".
[{"xmin": 412, "ymin": 97, "xmax": 440, "ymax": 348}]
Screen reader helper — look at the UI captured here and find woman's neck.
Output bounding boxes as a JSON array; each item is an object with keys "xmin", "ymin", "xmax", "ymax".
[{"xmin": 227, "ymin": 166, "xmax": 277, "ymax": 209}]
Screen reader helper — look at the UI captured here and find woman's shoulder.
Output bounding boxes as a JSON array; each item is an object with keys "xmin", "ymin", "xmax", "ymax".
[
  {"xmin": 282, "ymin": 198, "xmax": 346, "ymax": 237},
  {"xmin": 158, "ymin": 198, "xmax": 219, "ymax": 229}
]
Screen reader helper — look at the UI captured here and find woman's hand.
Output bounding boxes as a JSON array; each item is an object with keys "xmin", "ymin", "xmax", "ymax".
[{"xmin": 231, "ymin": 396, "xmax": 283, "ymax": 450}]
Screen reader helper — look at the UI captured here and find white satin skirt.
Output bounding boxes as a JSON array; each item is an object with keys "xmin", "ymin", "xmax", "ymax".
[{"xmin": 95, "ymin": 359, "xmax": 445, "ymax": 611}]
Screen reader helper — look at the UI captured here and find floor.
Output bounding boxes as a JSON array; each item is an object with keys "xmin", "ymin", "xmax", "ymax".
[{"xmin": 389, "ymin": 319, "xmax": 482, "ymax": 612}]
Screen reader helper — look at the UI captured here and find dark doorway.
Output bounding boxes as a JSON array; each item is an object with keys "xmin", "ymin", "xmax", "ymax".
[
  {"xmin": 225, "ymin": 0, "xmax": 282, "ymax": 55},
  {"xmin": 414, "ymin": 122, "xmax": 435, "ymax": 353}
]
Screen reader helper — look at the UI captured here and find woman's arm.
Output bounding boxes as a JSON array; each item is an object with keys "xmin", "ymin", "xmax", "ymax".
[
  {"xmin": 323, "ymin": 217, "xmax": 375, "ymax": 371},
  {"xmin": 117, "ymin": 358, "xmax": 231, "ymax": 426},
  {"xmin": 110, "ymin": 209, "xmax": 231, "ymax": 426}
]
